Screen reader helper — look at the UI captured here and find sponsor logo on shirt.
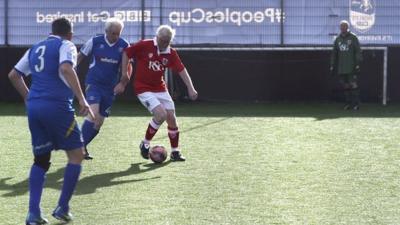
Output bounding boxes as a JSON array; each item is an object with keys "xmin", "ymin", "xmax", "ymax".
[
  {"xmin": 148, "ymin": 60, "xmax": 165, "ymax": 71},
  {"xmin": 339, "ymin": 42, "xmax": 350, "ymax": 51},
  {"xmin": 100, "ymin": 57, "xmax": 119, "ymax": 64}
]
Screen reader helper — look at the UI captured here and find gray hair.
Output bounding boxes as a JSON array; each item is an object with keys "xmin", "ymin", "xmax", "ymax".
[
  {"xmin": 105, "ymin": 17, "xmax": 124, "ymax": 32},
  {"xmin": 156, "ymin": 25, "xmax": 176, "ymax": 40}
]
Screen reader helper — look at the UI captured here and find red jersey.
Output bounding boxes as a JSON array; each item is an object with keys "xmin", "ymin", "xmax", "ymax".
[{"xmin": 125, "ymin": 39, "xmax": 185, "ymax": 95}]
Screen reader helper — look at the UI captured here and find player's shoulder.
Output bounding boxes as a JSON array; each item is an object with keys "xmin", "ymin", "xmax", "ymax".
[
  {"xmin": 60, "ymin": 39, "xmax": 77, "ymax": 54},
  {"xmin": 92, "ymin": 34, "xmax": 105, "ymax": 43},
  {"xmin": 61, "ymin": 39, "xmax": 76, "ymax": 48},
  {"xmin": 170, "ymin": 46, "xmax": 178, "ymax": 53},
  {"xmin": 129, "ymin": 39, "xmax": 153, "ymax": 50},
  {"xmin": 166, "ymin": 46, "xmax": 179, "ymax": 57},
  {"xmin": 119, "ymin": 37, "xmax": 130, "ymax": 47},
  {"xmin": 93, "ymin": 34, "xmax": 104, "ymax": 40},
  {"xmin": 334, "ymin": 34, "xmax": 342, "ymax": 41},
  {"xmin": 136, "ymin": 39, "xmax": 153, "ymax": 46},
  {"xmin": 348, "ymin": 32, "xmax": 359, "ymax": 39}
]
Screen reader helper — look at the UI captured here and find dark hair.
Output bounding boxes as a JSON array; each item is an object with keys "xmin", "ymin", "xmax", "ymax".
[{"xmin": 51, "ymin": 18, "xmax": 72, "ymax": 36}]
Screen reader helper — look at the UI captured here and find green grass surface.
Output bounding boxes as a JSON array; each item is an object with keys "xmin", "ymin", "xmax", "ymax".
[{"xmin": 1, "ymin": 101, "xmax": 400, "ymax": 225}]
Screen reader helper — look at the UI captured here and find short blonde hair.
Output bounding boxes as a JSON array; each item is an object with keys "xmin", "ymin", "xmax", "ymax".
[{"xmin": 156, "ymin": 25, "xmax": 176, "ymax": 41}]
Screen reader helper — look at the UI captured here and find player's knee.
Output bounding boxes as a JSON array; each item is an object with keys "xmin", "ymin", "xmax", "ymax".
[
  {"xmin": 94, "ymin": 117, "xmax": 104, "ymax": 130},
  {"xmin": 154, "ymin": 110, "xmax": 167, "ymax": 123},
  {"xmin": 67, "ymin": 148, "xmax": 84, "ymax": 164},
  {"xmin": 34, "ymin": 152, "xmax": 51, "ymax": 172},
  {"xmin": 85, "ymin": 113, "xmax": 96, "ymax": 122}
]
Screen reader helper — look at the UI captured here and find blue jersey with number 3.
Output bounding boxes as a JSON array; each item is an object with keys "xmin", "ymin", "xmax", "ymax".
[
  {"xmin": 13, "ymin": 35, "xmax": 83, "ymax": 153},
  {"xmin": 27, "ymin": 36, "xmax": 76, "ymax": 103}
]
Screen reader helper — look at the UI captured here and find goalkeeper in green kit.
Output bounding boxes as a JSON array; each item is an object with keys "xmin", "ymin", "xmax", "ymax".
[{"xmin": 330, "ymin": 20, "xmax": 362, "ymax": 110}]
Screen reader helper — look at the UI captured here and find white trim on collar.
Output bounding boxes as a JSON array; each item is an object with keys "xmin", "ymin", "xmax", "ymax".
[
  {"xmin": 153, "ymin": 37, "xmax": 171, "ymax": 55},
  {"xmin": 49, "ymin": 35, "xmax": 62, "ymax": 39},
  {"xmin": 104, "ymin": 34, "xmax": 117, "ymax": 47}
]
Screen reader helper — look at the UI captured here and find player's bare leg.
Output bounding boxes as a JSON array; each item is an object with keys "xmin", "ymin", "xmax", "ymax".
[
  {"xmin": 81, "ymin": 103, "xmax": 104, "ymax": 160},
  {"xmin": 52, "ymin": 148, "xmax": 84, "ymax": 223},
  {"xmin": 166, "ymin": 109, "xmax": 185, "ymax": 161},
  {"xmin": 140, "ymin": 105, "xmax": 166, "ymax": 159}
]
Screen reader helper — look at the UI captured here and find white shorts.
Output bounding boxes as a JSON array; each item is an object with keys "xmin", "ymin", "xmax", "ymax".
[{"xmin": 137, "ymin": 91, "xmax": 175, "ymax": 113}]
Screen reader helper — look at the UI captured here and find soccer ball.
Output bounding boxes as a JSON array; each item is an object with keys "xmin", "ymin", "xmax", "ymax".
[{"xmin": 149, "ymin": 145, "xmax": 168, "ymax": 163}]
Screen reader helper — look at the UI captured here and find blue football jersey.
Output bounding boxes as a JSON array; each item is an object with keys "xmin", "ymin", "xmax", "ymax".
[
  {"xmin": 81, "ymin": 34, "xmax": 129, "ymax": 88},
  {"xmin": 14, "ymin": 35, "xmax": 78, "ymax": 104}
]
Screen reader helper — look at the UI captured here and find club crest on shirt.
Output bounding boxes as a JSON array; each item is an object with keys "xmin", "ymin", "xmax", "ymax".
[
  {"xmin": 338, "ymin": 42, "xmax": 349, "ymax": 51},
  {"xmin": 349, "ymin": 0, "xmax": 376, "ymax": 33},
  {"xmin": 148, "ymin": 53, "xmax": 153, "ymax": 58},
  {"xmin": 118, "ymin": 47, "xmax": 123, "ymax": 52},
  {"xmin": 100, "ymin": 44, "xmax": 105, "ymax": 49},
  {"xmin": 347, "ymin": 40, "xmax": 352, "ymax": 45},
  {"xmin": 162, "ymin": 58, "xmax": 168, "ymax": 65}
]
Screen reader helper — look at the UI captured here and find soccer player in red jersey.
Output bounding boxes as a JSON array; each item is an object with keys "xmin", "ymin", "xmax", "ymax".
[{"xmin": 114, "ymin": 25, "xmax": 198, "ymax": 161}]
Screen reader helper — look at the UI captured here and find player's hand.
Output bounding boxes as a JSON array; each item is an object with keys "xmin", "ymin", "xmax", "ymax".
[
  {"xmin": 113, "ymin": 82, "xmax": 125, "ymax": 95},
  {"xmin": 78, "ymin": 99, "xmax": 95, "ymax": 120},
  {"xmin": 329, "ymin": 66, "xmax": 335, "ymax": 76},
  {"xmin": 188, "ymin": 89, "xmax": 198, "ymax": 101},
  {"xmin": 354, "ymin": 65, "xmax": 360, "ymax": 74}
]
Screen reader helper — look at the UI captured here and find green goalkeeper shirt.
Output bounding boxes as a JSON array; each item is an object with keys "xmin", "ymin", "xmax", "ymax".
[{"xmin": 330, "ymin": 32, "xmax": 362, "ymax": 75}]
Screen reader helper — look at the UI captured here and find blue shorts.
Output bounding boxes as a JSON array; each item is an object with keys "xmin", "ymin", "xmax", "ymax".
[
  {"xmin": 27, "ymin": 99, "xmax": 84, "ymax": 156},
  {"xmin": 85, "ymin": 84, "xmax": 115, "ymax": 117}
]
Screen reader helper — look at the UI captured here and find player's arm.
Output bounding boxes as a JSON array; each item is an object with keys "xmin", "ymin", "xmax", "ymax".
[
  {"xmin": 178, "ymin": 68, "xmax": 198, "ymax": 101},
  {"xmin": 60, "ymin": 63, "xmax": 85, "ymax": 101},
  {"xmin": 8, "ymin": 69, "xmax": 29, "ymax": 101},
  {"xmin": 354, "ymin": 36, "xmax": 362, "ymax": 72},
  {"xmin": 8, "ymin": 49, "xmax": 31, "ymax": 102},
  {"xmin": 76, "ymin": 38, "xmax": 93, "ymax": 67},
  {"xmin": 114, "ymin": 47, "xmax": 133, "ymax": 95},
  {"xmin": 76, "ymin": 52, "xmax": 86, "ymax": 66},
  {"xmin": 172, "ymin": 51, "xmax": 198, "ymax": 100},
  {"xmin": 60, "ymin": 63, "xmax": 93, "ymax": 117},
  {"xmin": 120, "ymin": 51, "xmax": 132, "ymax": 86},
  {"xmin": 60, "ymin": 41, "xmax": 94, "ymax": 119},
  {"xmin": 330, "ymin": 38, "xmax": 338, "ymax": 75}
]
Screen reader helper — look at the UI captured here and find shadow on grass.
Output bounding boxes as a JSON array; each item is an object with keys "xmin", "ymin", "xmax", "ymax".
[
  {"xmin": 0, "ymin": 162, "xmax": 170, "ymax": 197},
  {"xmin": 152, "ymin": 117, "xmax": 232, "ymax": 142},
  {"xmin": 1, "ymin": 101, "xmax": 400, "ymax": 119}
]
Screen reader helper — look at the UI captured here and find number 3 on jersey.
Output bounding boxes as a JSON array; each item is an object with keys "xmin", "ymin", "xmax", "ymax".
[{"xmin": 35, "ymin": 46, "xmax": 46, "ymax": 72}]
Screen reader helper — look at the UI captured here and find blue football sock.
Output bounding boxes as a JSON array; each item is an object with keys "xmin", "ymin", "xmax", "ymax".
[
  {"xmin": 29, "ymin": 164, "xmax": 46, "ymax": 215},
  {"xmin": 81, "ymin": 120, "xmax": 99, "ymax": 146},
  {"xmin": 58, "ymin": 163, "xmax": 82, "ymax": 211}
]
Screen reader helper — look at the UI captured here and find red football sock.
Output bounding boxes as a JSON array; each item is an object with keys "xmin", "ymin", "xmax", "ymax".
[
  {"xmin": 168, "ymin": 126, "xmax": 179, "ymax": 150},
  {"xmin": 145, "ymin": 119, "xmax": 161, "ymax": 141}
]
